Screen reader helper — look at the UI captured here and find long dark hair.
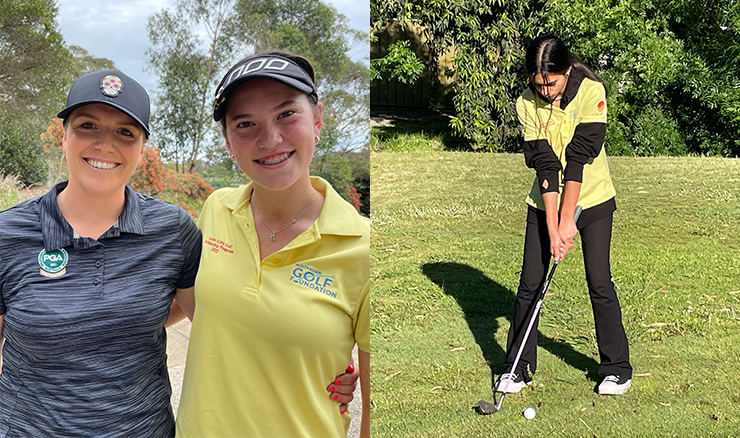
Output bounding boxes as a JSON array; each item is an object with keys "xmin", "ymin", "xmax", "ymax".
[{"xmin": 525, "ymin": 35, "xmax": 606, "ymax": 88}]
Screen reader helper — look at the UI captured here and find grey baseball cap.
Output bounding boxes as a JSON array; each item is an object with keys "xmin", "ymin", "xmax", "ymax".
[
  {"xmin": 213, "ymin": 54, "xmax": 318, "ymax": 122},
  {"xmin": 57, "ymin": 69, "xmax": 151, "ymax": 137}
]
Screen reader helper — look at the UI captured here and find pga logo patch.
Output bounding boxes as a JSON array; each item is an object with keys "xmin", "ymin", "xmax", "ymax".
[{"xmin": 38, "ymin": 248, "xmax": 69, "ymax": 278}]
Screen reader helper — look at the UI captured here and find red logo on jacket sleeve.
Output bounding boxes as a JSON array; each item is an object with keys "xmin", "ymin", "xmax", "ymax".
[{"xmin": 597, "ymin": 100, "xmax": 605, "ymax": 114}]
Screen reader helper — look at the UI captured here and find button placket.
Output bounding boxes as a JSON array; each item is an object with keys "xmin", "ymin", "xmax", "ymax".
[{"xmin": 94, "ymin": 247, "xmax": 105, "ymax": 295}]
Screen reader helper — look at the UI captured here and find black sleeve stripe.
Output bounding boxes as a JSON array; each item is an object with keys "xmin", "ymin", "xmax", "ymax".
[
  {"xmin": 524, "ymin": 139, "xmax": 562, "ymax": 194},
  {"xmin": 564, "ymin": 122, "xmax": 606, "ymax": 183}
]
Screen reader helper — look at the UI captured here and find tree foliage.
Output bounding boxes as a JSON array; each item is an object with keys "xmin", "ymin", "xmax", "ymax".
[
  {"xmin": 0, "ymin": 0, "xmax": 71, "ymax": 122},
  {"xmin": 0, "ymin": 0, "xmax": 69, "ymax": 185},
  {"xmin": 371, "ymin": 0, "xmax": 740, "ymax": 156},
  {"xmin": 0, "ymin": 120, "xmax": 48, "ymax": 185},
  {"xmin": 372, "ymin": 0, "xmax": 538, "ymax": 151},
  {"xmin": 0, "ymin": 0, "xmax": 121, "ymax": 186},
  {"xmin": 370, "ymin": 39, "xmax": 425, "ymax": 84},
  {"xmin": 539, "ymin": 0, "xmax": 740, "ymax": 156},
  {"xmin": 145, "ymin": 0, "xmax": 236, "ymax": 174},
  {"xmin": 68, "ymin": 45, "xmax": 116, "ymax": 77}
]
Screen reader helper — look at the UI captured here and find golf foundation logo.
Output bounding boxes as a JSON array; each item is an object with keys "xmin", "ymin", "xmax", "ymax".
[
  {"xmin": 38, "ymin": 248, "xmax": 69, "ymax": 278},
  {"xmin": 290, "ymin": 264, "xmax": 336, "ymax": 298}
]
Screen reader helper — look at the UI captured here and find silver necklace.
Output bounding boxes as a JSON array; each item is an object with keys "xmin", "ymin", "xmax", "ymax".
[{"xmin": 252, "ymin": 190, "xmax": 316, "ymax": 241}]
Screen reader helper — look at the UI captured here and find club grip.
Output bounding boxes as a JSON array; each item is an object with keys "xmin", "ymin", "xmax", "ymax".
[{"xmin": 574, "ymin": 205, "xmax": 583, "ymax": 222}]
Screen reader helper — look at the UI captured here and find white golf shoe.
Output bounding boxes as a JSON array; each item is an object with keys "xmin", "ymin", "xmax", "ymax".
[
  {"xmin": 598, "ymin": 375, "xmax": 631, "ymax": 395},
  {"xmin": 494, "ymin": 372, "xmax": 531, "ymax": 393}
]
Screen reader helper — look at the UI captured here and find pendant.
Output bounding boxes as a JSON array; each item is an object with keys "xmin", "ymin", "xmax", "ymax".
[{"xmin": 270, "ymin": 234, "xmax": 276, "ymax": 241}]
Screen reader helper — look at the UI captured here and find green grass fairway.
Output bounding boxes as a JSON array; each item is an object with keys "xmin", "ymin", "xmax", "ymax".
[{"xmin": 371, "ymin": 152, "xmax": 740, "ymax": 437}]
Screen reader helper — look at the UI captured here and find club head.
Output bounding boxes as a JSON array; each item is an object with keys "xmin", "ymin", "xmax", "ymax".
[{"xmin": 476, "ymin": 399, "xmax": 500, "ymax": 415}]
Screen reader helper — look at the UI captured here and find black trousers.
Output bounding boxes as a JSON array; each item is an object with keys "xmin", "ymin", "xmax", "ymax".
[{"xmin": 504, "ymin": 206, "xmax": 632, "ymax": 380}]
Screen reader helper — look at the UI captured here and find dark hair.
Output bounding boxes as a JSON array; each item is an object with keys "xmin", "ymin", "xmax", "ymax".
[
  {"xmin": 219, "ymin": 50, "xmax": 319, "ymax": 134},
  {"xmin": 526, "ymin": 35, "xmax": 605, "ymax": 87}
]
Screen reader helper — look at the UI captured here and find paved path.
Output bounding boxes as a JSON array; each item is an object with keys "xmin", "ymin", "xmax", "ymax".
[{"xmin": 166, "ymin": 320, "xmax": 362, "ymax": 437}]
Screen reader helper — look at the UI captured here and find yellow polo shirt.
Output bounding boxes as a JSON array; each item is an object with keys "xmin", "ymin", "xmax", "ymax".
[
  {"xmin": 518, "ymin": 76, "xmax": 616, "ymax": 210},
  {"xmin": 176, "ymin": 177, "xmax": 370, "ymax": 438}
]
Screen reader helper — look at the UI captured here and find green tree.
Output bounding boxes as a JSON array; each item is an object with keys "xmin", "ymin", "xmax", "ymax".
[
  {"xmin": 539, "ymin": 0, "xmax": 740, "ymax": 156},
  {"xmin": 370, "ymin": 1, "xmax": 426, "ymax": 86},
  {"xmin": 69, "ymin": 45, "xmax": 116, "ymax": 77},
  {"xmin": 371, "ymin": 0, "xmax": 740, "ymax": 156},
  {"xmin": 145, "ymin": 0, "xmax": 236, "ymax": 174},
  {"xmin": 370, "ymin": 39, "xmax": 425, "ymax": 84},
  {"xmin": 0, "ymin": 0, "xmax": 71, "ymax": 122},
  {"xmin": 371, "ymin": 0, "xmax": 539, "ymax": 151},
  {"xmin": 311, "ymin": 150, "xmax": 352, "ymax": 200},
  {"xmin": 0, "ymin": 0, "xmax": 71, "ymax": 185},
  {"xmin": 0, "ymin": 120, "xmax": 48, "ymax": 185}
]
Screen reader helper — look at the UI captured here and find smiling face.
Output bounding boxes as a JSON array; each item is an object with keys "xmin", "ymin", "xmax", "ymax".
[
  {"xmin": 62, "ymin": 103, "xmax": 145, "ymax": 197},
  {"xmin": 223, "ymin": 78, "xmax": 322, "ymax": 193}
]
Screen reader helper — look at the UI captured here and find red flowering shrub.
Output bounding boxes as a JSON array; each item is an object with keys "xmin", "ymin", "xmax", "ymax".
[
  {"xmin": 40, "ymin": 119, "xmax": 64, "ymax": 151},
  {"xmin": 348, "ymin": 185, "xmax": 362, "ymax": 213},
  {"xmin": 130, "ymin": 148, "xmax": 166, "ymax": 195},
  {"xmin": 131, "ymin": 147, "xmax": 213, "ymax": 218}
]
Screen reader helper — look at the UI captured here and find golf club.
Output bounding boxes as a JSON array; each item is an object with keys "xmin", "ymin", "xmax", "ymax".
[{"xmin": 477, "ymin": 205, "xmax": 582, "ymax": 415}]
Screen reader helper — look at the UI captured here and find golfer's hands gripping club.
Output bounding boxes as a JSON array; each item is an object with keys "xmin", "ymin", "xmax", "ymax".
[
  {"xmin": 549, "ymin": 229, "xmax": 567, "ymax": 263},
  {"xmin": 555, "ymin": 206, "xmax": 583, "ymax": 262},
  {"xmin": 557, "ymin": 218, "xmax": 577, "ymax": 261}
]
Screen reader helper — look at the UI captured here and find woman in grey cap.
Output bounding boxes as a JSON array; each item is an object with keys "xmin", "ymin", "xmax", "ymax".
[
  {"xmin": 0, "ymin": 69, "xmax": 356, "ymax": 437},
  {"xmin": 174, "ymin": 51, "xmax": 370, "ymax": 438}
]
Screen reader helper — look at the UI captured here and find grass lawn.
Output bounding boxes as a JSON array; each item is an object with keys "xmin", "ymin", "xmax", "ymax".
[{"xmin": 371, "ymin": 151, "xmax": 740, "ymax": 437}]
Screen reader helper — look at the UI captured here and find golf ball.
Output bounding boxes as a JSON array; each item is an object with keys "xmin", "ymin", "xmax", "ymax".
[{"xmin": 523, "ymin": 407, "xmax": 536, "ymax": 420}]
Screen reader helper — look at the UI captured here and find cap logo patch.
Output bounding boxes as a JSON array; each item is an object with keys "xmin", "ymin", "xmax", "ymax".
[
  {"xmin": 217, "ymin": 58, "xmax": 293, "ymax": 101},
  {"xmin": 38, "ymin": 248, "xmax": 68, "ymax": 278},
  {"xmin": 100, "ymin": 75, "xmax": 123, "ymax": 97},
  {"xmin": 244, "ymin": 58, "xmax": 290, "ymax": 74}
]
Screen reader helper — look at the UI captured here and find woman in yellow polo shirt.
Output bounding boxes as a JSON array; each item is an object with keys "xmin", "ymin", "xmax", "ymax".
[
  {"xmin": 495, "ymin": 35, "xmax": 633, "ymax": 396},
  {"xmin": 175, "ymin": 51, "xmax": 370, "ymax": 438}
]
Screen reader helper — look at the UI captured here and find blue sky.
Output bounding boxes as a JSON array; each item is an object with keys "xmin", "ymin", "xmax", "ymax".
[{"xmin": 57, "ymin": 0, "xmax": 369, "ymax": 95}]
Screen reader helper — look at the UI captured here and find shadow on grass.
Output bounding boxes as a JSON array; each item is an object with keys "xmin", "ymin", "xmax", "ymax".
[{"xmin": 421, "ymin": 262, "xmax": 600, "ymax": 389}]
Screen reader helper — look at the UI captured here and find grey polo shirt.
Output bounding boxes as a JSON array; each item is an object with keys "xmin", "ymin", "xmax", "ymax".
[{"xmin": 0, "ymin": 182, "xmax": 201, "ymax": 438}]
